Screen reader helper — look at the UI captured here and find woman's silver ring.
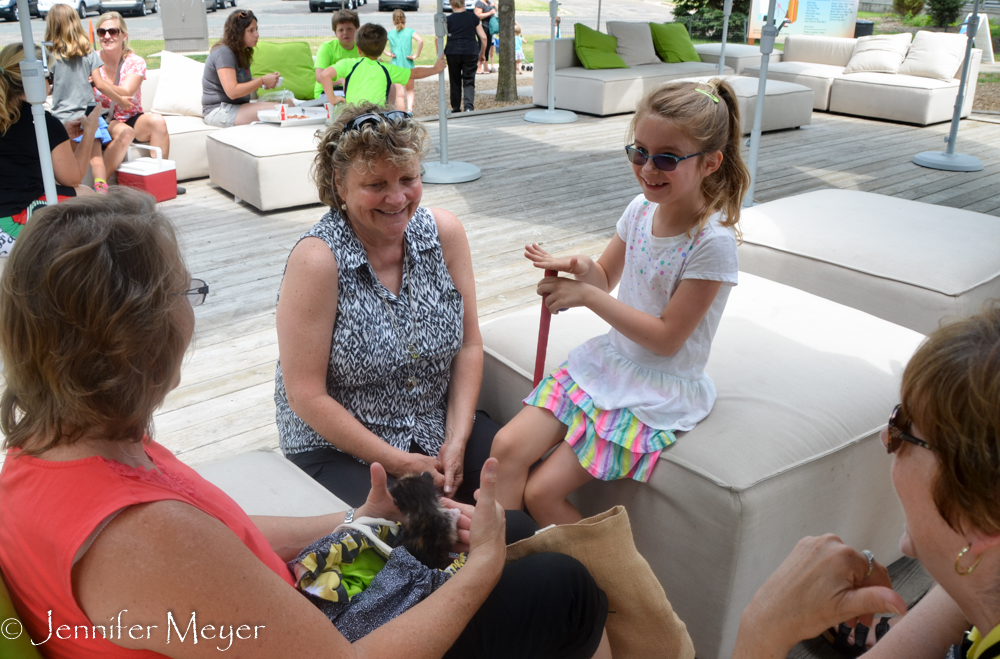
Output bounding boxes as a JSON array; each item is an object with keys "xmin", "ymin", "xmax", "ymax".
[{"xmin": 862, "ymin": 549, "xmax": 875, "ymax": 578}]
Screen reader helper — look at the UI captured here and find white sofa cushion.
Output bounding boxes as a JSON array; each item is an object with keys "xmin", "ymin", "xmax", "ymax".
[
  {"xmin": 898, "ymin": 30, "xmax": 968, "ymax": 81},
  {"xmin": 606, "ymin": 21, "xmax": 661, "ymax": 67},
  {"xmin": 675, "ymin": 75, "xmax": 813, "ymax": 133},
  {"xmin": 150, "ymin": 51, "xmax": 206, "ymax": 117},
  {"xmin": 744, "ymin": 61, "xmax": 845, "ymax": 109},
  {"xmin": 739, "ymin": 190, "xmax": 1000, "ymax": 333},
  {"xmin": 782, "ymin": 34, "xmax": 857, "ymax": 66},
  {"xmin": 843, "ymin": 32, "xmax": 913, "ymax": 74},
  {"xmin": 694, "ymin": 43, "xmax": 781, "ymax": 75}
]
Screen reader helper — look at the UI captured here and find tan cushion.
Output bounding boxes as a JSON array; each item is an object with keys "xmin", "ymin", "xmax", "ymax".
[
  {"xmin": 782, "ymin": 34, "xmax": 857, "ymax": 66},
  {"xmin": 606, "ymin": 21, "xmax": 661, "ymax": 67},
  {"xmin": 478, "ymin": 273, "xmax": 922, "ymax": 659},
  {"xmin": 151, "ymin": 51, "xmax": 206, "ymax": 117},
  {"xmin": 739, "ymin": 190, "xmax": 1000, "ymax": 333},
  {"xmin": 898, "ymin": 30, "xmax": 968, "ymax": 81},
  {"xmin": 843, "ymin": 33, "xmax": 913, "ymax": 74}
]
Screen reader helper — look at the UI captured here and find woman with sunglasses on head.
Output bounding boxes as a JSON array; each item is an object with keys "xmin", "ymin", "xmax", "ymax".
[
  {"xmin": 0, "ymin": 43, "xmax": 99, "ymax": 257},
  {"xmin": 731, "ymin": 303, "xmax": 1000, "ymax": 659},
  {"xmin": 202, "ymin": 10, "xmax": 285, "ymax": 128},
  {"xmin": 91, "ymin": 13, "xmax": 171, "ymax": 173},
  {"xmin": 491, "ymin": 79, "xmax": 750, "ymax": 527}
]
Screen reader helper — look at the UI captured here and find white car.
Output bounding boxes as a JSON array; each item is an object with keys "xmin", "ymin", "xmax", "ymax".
[
  {"xmin": 36, "ymin": 0, "xmax": 101, "ymax": 18},
  {"xmin": 98, "ymin": 0, "xmax": 159, "ymax": 15}
]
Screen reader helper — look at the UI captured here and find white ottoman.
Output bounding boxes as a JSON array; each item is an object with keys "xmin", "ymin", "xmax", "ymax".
[
  {"xmin": 694, "ymin": 43, "xmax": 782, "ymax": 75},
  {"xmin": 478, "ymin": 273, "xmax": 923, "ymax": 659},
  {"xmin": 206, "ymin": 124, "xmax": 325, "ymax": 211},
  {"xmin": 740, "ymin": 190, "xmax": 1000, "ymax": 335},
  {"xmin": 675, "ymin": 75, "xmax": 813, "ymax": 133}
]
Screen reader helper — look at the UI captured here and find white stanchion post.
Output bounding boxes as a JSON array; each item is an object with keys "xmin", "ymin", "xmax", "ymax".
[
  {"xmin": 912, "ymin": 0, "xmax": 984, "ymax": 172},
  {"xmin": 422, "ymin": 0, "xmax": 482, "ymax": 184},
  {"xmin": 18, "ymin": 0, "xmax": 59, "ymax": 205},
  {"xmin": 742, "ymin": 0, "xmax": 777, "ymax": 208},
  {"xmin": 718, "ymin": 0, "xmax": 732, "ymax": 76},
  {"xmin": 524, "ymin": 0, "xmax": 578, "ymax": 124}
]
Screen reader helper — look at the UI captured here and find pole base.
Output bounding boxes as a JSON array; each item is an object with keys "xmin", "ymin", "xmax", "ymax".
[
  {"xmin": 913, "ymin": 151, "xmax": 984, "ymax": 172},
  {"xmin": 422, "ymin": 160, "xmax": 482, "ymax": 184},
  {"xmin": 524, "ymin": 108, "xmax": 579, "ymax": 124}
]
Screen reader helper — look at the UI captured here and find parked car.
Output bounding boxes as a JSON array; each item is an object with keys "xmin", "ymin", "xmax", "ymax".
[
  {"xmin": 442, "ymin": 0, "xmax": 474, "ymax": 12},
  {"xmin": 96, "ymin": 0, "xmax": 158, "ymax": 15},
  {"xmin": 0, "ymin": 0, "xmax": 39, "ymax": 21},
  {"xmin": 206, "ymin": 0, "xmax": 236, "ymax": 11},
  {"xmin": 310, "ymin": 0, "xmax": 365, "ymax": 11},
  {"xmin": 378, "ymin": 0, "xmax": 417, "ymax": 10},
  {"xmin": 36, "ymin": 0, "xmax": 99, "ymax": 18}
]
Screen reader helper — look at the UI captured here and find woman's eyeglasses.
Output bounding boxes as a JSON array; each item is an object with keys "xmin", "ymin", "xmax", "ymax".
[
  {"xmin": 343, "ymin": 111, "xmax": 412, "ymax": 134},
  {"xmin": 884, "ymin": 404, "xmax": 931, "ymax": 454},
  {"xmin": 625, "ymin": 145, "xmax": 702, "ymax": 172},
  {"xmin": 96, "ymin": 27, "xmax": 121, "ymax": 37},
  {"xmin": 179, "ymin": 278, "xmax": 209, "ymax": 307}
]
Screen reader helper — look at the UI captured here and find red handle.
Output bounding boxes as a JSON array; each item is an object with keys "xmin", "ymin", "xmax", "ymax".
[{"xmin": 533, "ymin": 269, "xmax": 557, "ymax": 387}]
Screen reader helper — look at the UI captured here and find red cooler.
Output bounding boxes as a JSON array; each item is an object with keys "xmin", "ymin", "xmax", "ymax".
[{"xmin": 116, "ymin": 145, "xmax": 177, "ymax": 202}]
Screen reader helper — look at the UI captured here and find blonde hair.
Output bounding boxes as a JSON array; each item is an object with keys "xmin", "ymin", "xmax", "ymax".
[
  {"xmin": 515, "ymin": 24, "xmax": 521, "ymax": 35},
  {"xmin": 628, "ymin": 79, "xmax": 750, "ymax": 240},
  {"xmin": 0, "ymin": 189, "xmax": 190, "ymax": 456},
  {"xmin": 96, "ymin": 12, "xmax": 133, "ymax": 58},
  {"xmin": 313, "ymin": 102, "xmax": 429, "ymax": 209},
  {"xmin": 900, "ymin": 303, "xmax": 1000, "ymax": 536},
  {"xmin": 392, "ymin": 9, "xmax": 406, "ymax": 27},
  {"xmin": 0, "ymin": 44, "xmax": 40, "ymax": 135},
  {"xmin": 45, "ymin": 4, "xmax": 93, "ymax": 60}
]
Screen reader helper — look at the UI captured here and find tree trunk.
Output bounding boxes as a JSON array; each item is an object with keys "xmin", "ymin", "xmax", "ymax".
[{"xmin": 496, "ymin": 0, "xmax": 517, "ymax": 102}]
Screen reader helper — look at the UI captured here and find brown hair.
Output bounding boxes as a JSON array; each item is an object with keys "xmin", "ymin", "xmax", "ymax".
[
  {"xmin": 313, "ymin": 102, "xmax": 429, "ymax": 209},
  {"xmin": 356, "ymin": 23, "xmax": 388, "ymax": 58},
  {"xmin": 0, "ymin": 44, "xmax": 37, "ymax": 135},
  {"xmin": 392, "ymin": 9, "xmax": 406, "ymax": 27},
  {"xmin": 332, "ymin": 8, "xmax": 360, "ymax": 29},
  {"xmin": 448, "ymin": 0, "xmax": 463, "ymax": 9},
  {"xmin": 900, "ymin": 303, "xmax": 1000, "ymax": 536},
  {"xmin": 0, "ymin": 188, "xmax": 191, "ymax": 455},
  {"xmin": 95, "ymin": 12, "xmax": 134, "ymax": 58},
  {"xmin": 628, "ymin": 79, "xmax": 750, "ymax": 240},
  {"xmin": 215, "ymin": 9, "xmax": 257, "ymax": 70},
  {"xmin": 45, "ymin": 4, "xmax": 93, "ymax": 60}
]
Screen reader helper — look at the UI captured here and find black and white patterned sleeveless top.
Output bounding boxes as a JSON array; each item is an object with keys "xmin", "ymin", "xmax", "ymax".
[{"xmin": 275, "ymin": 207, "xmax": 464, "ymax": 459}]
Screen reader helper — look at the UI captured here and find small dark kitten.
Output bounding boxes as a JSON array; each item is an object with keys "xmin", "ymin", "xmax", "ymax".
[{"xmin": 389, "ymin": 472, "xmax": 459, "ymax": 570}]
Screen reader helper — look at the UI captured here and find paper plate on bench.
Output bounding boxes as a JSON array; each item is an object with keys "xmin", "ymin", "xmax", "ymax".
[{"xmin": 256, "ymin": 107, "xmax": 327, "ymax": 127}]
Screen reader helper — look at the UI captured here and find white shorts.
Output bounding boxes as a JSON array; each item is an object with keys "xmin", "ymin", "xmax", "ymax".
[{"xmin": 203, "ymin": 102, "xmax": 241, "ymax": 128}]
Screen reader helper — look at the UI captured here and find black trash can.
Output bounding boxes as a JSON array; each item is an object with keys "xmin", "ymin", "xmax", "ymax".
[{"xmin": 854, "ymin": 20, "xmax": 875, "ymax": 37}]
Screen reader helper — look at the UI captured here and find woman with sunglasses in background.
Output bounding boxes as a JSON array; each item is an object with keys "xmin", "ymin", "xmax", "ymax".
[
  {"xmin": 0, "ymin": 43, "xmax": 99, "ymax": 257},
  {"xmin": 202, "ymin": 10, "xmax": 284, "ymax": 128},
  {"xmin": 490, "ymin": 79, "xmax": 749, "ymax": 527},
  {"xmin": 730, "ymin": 303, "xmax": 1000, "ymax": 659}
]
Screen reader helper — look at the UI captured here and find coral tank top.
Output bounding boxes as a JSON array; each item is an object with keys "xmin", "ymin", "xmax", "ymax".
[{"xmin": 0, "ymin": 440, "xmax": 294, "ymax": 658}]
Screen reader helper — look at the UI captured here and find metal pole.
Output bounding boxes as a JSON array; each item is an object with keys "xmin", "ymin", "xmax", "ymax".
[
  {"xmin": 719, "ymin": 0, "xmax": 732, "ymax": 75},
  {"xmin": 742, "ymin": 0, "xmax": 777, "ymax": 207},
  {"xmin": 18, "ymin": 0, "xmax": 59, "ymax": 204},
  {"xmin": 525, "ymin": 1, "xmax": 577, "ymax": 123},
  {"xmin": 596, "ymin": 0, "xmax": 601, "ymax": 32},
  {"xmin": 912, "ymin": 0, "xmax": 983, "ymax": 172}
]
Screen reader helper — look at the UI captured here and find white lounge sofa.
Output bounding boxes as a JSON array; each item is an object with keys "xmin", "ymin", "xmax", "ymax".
[
  {"xmin": 744, "ymin": 33, "xmax": 982, "ymax": 125},
  {"xmin": 532, "ymin": 38, "xmax": 734, "ymax": 116}
]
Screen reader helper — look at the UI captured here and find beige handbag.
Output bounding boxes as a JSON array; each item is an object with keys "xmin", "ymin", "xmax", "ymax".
[{"xmin": 505, "ymin": 506, "xmax": 695, "ymax": 659}]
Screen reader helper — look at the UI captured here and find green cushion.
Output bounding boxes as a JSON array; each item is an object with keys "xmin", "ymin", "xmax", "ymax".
[
  {"xmin": 573, "ymin": 24, "xmax": 628, "ymax": 70},
  {"xmin": 0, "ymin": 571, "xmax": 43, "ymax": 659},
  {"xmin": 649, "ymin": 23, "xmax": 701, "ymax": 63},
  {"xmin": 251, "ymin": 41, "xmax": 318, "ymax": 100}
]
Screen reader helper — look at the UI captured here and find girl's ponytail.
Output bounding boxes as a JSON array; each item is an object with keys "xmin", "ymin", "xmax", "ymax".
[{"xmin": 706, "ymin": 78, "xmax": 750, "ymax": 240}]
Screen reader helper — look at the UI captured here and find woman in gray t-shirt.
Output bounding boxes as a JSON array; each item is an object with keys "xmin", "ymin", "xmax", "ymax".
[{"xmin": 202, "ymin": 10, "xmax": 283, "ymax": 128}]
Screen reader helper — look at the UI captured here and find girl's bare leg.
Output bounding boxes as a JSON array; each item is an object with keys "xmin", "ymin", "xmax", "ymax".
[
  {"xmin": 523, "ymin": 441, "xmax": 593, "ymax": 526},
  {"xmin": 490, "ymin": 406, "xmax": 567, "ymax": 510},
  {"xmin": 404, "ymin": 78, "xmax": 415, "ymax": 113},
  {"xmin": 102, "ymin": 122, "xmax": 134, "ymax": 175},
  {"xmin": 86, "ymin": 139, "xmax": 108, "ymax": 184},
  {"xmin": 393, "ymin": 83, "xmax": 407, "ymax": 111},
  {"xmin": 131, "ymin": 112, "xmax": 170, "ymax": 159},
  {"xmin": 594, "ymin": 629, "xmax": 612, "ymax": 659}
]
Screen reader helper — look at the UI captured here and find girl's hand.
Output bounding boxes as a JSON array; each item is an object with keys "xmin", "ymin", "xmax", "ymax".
[
  {"xmin": 356, "ymin": 462, "xmax": 405, "ymax": 523},
  {"xmin": 407, "ymin": 54, "xmax": 417, "ymax": 60},
  {"xmin": 537, "ymin": 275, "xmax": 593, "ymax": 314},
  {"xmin": 440, "ymin": 497, "xmax": 474, "ymax": 552},
  {"xmin": 525, "ymin": 243, "xmax": 590, "ymax": 276}
]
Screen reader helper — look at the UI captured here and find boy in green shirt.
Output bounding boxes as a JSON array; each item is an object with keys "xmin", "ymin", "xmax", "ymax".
[
  {"xmin": 314, "ymin": 9, "xmax": 361, "ymax": 100},
  {"xmin": 320, "ymin": 23, "xmax": 445, "ymax": 107}
]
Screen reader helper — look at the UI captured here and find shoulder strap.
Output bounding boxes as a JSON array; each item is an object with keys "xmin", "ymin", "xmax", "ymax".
[
  {"xmin": 379, "ymin": 62, "xmax": 391, "ymax": 101},
  {"xmin": 343, "ymin": 59, "xmax": 366, "ymax": 97}
]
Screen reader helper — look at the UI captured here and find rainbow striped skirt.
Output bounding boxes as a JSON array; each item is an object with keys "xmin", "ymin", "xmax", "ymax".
[{"xmin": 523, "ymin": 362, "xmax": 677, "ymax": 482}]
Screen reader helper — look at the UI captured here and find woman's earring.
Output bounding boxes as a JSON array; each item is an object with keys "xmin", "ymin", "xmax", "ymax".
[
  {"xmin": 341, "ymin": 203, "xmax": 347, "ymax": 210},
  {"xmin": 956, "ymin": 544, "xmax": 982, "ymax": 575}
]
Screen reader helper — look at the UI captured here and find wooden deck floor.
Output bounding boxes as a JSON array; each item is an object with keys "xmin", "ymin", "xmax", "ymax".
[{"xmin": 150, "ymin": 108, "xmax": 1000, "ymax": 467}]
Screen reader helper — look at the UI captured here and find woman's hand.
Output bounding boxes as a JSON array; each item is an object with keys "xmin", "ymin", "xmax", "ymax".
[
  {"xmin": 395, "ymin": 452, "xmax": 446, "ymax": 490},
  {"xmin": 262, "ymin": 71, "xmax": 281, "ymax": 89},
  {"xmin": 356, "ymin": 462, "xmax": 404, "ymax": 523},
  {"xmin": 525, "ymin": 243, "xmax": 591, "ymax": 277},
  {"xmin": 437, "ymin": 439, "xmax": 466, "ymax": 496},
  {"xmin": 537, "ymin": 275, "xmax": 594, "ymax": 315},
  {"xmin": 735, "ymin": 535, "xmax": 906, "ymax": 659},
  {"xmin": 64, "ymin": 118, "xmax": 83, "ymax": 140},
  {"xmin": 466, "ymin": 458, "xmax": 506, "ymax": 571},
  {"xmin": 440, "ymin": 497, "xmax": 474, "ymax": 552},
  {"xmin": 82, "ymin": 103, "xmax": 101, "ymax": 133}
]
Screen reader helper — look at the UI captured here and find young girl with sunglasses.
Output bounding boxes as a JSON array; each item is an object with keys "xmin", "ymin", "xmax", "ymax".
[{"xmin": 492, "ymin": 79, "xmax": 750, "ymax": 526}]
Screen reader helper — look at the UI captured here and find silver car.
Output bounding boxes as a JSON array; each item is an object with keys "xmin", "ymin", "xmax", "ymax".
[
  {"xmin": 95, "ymin": 0, "xmax": 159, "ymax": 16},
  {"xmin": 36, "ymin": 0, "xmax": 100, "ymax": 18}
]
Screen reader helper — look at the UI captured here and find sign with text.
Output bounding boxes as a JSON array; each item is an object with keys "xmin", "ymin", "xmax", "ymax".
[{"xmin": 749, "ymin": 0, "xmax": 860, "ymax": 41}]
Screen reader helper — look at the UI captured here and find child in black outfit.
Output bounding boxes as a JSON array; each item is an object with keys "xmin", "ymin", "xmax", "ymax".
[{"xmin": 442, "ymin": 0, "xmax": 486, "ymax": 113}]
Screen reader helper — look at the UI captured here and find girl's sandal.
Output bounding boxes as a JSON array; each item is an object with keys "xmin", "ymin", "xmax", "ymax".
[{"xmin": 93, "ymin": 178, "xmax": 109, "ymax": 195}]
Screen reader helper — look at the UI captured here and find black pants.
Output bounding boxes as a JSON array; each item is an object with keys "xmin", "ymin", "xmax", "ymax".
[
  {"xmin": 446, "ymin": 54, "xmax": 478, "ymax": 112},
  {"xmin": 444, "ymin": 552, "xmax": 608, "ymax": 659}
]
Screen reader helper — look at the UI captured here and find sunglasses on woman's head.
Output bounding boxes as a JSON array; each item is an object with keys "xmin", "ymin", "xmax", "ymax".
[
  {"xmin": 237, "ymin": 9, "xmax": 254, "ymax": 18},
  {"xmin": 624, "ymin": 145, "xmax": 702, "ymax": 172},
  {"xmin": 343, "ymin": 111, "xmax": 413, "ymax": 134},
  {"xmin": 96, "ymin": 27, "xmax": 121, "ymax": 37},
  {"xmin": 884, "ymin": 404, "xmax": 931, "ymax": 454}
]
